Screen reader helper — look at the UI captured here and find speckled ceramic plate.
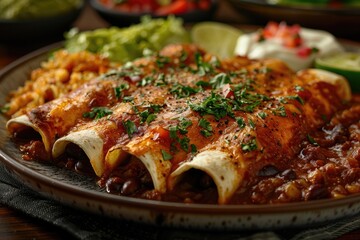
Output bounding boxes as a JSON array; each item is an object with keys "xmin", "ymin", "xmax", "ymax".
[{"xmin": 0, "ymin": 42, "xmax": 360, "ymax": 230}]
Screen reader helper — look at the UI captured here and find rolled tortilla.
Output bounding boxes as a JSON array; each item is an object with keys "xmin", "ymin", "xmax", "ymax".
[
  {"xmin": 6, "ymin": 78, "xmax": 122, "ymax": 153},
  {"xmin": 168, "ymin": 69, "xmax": 351, "ymax": 204}
]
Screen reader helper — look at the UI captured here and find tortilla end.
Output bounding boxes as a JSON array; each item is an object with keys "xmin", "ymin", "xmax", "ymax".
[
  {"xmin": 169, "ymin": 150, "xmax": 243, "ymax": 204},
  {"xmin": 136, "ymin": 151, "xmax": 171, "ymax": 194},
  {"xmin": 6, "ymin": 115, "xmax": 51, "ymax": 152},
  {"xmin": 52, "ymin": 129, "xmax": 104, "ymax": 177},
  {"xmin": 298, "ymin": 68, "xmax": 352, "ymax": 101}
]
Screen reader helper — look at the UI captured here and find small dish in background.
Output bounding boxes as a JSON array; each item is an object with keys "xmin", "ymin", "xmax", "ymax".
[
  {"xmin": 89, "ymin": 0, "xmax": 218, "ymax": 27},
  {"xmin": 227, "ymin": 0, "xmax": 360, "ymax": 39},
  {"xmin": 0, "ymin": 0, "xmax": 85, "ymax": 45}
]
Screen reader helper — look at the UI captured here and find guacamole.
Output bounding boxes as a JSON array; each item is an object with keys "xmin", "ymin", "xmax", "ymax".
[
  {"xmin": 65, "ymin": 16, "xmax": 190, "ymax": 63},
  {"xmin": 0, "ymin": 0, "xmax": 83, "ymax": 20}
]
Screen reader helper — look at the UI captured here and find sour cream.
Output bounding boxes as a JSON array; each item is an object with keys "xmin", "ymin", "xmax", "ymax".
[{"xmin": 235, "ymin": 24, "xmax": 344, "ymax": 71}]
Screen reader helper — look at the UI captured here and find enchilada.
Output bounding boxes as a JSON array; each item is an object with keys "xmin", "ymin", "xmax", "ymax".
[{"xmin": 3, "ymin": 44, "xmax": 358, "ymax": 205}]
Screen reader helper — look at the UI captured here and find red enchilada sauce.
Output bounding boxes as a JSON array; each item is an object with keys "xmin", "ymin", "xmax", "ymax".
[
  {"xmin": 104, "ymin": 95, "xmax": 360, "ymax": 204},
  {"xmin": 15, "ymin": 95, "xmax": 360, "ymax": 204},
  {"xmin": 103, "ymin": 96, "xmax": 360, "ymax": 203}
]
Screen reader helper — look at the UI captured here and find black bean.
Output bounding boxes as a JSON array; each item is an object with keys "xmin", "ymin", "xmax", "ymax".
[
  {"xmin": 75, "ymin": 159, "xmax": 93, "ymax": 174},
  {"xmin": 305, "ymin": 184, "xmax": 329, "ymax": 200},
  {"xmin": 281, "ymin": 169, "xmax": 297, "ymax": 180},
  {"xmin": 257, "ymin": 165, "xmax": 280, "ymax": 177},
  {"xmin": 121, "ymin": 178, "xmax": 141, "ymax": 196},
  {"xmin": 105, "ymin": 177, "xmax": 124, "ymax": 193}
]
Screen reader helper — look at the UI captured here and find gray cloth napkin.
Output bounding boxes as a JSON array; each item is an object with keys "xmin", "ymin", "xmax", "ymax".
[{"xmin": 0, "ymin": 165, "xmax": 359, "ymax": 240}]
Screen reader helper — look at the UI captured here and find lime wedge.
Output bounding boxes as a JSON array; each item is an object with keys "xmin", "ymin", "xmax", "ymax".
[
  {"xmin": 190, "ymin": 22, "xmax": 242, "ymax": 59},
  {"xmin": 315, "ymin": 52, "xmax": 360, "ymax": 93}
]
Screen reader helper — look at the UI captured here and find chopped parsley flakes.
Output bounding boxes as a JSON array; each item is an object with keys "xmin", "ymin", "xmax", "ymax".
[
  {"xmin": 209, "ymin": 73, "xmax": 231, "ymax": 89},
  {"xmin": 170, "ymin": 83, "xmax": 199, "ymax": 98},
  {"xmin": 83, "ymin": 107, "xmax": 113, "ymax": 120},
  {"xmin": 168, "ymin": 117, "xmax": 194, "ymax": 153},
  {"xmin": 236, "ymin": 117, "xmax": 246, "ymax": 129},
  {"xmin": 189, "ymin": 92, "xmax": 234, "ymax": 120},
  {"xmin": 123, "ymin": 120, "xmax": 138, "ymax": 138},
  {"xmin": 195, "ymin": 52, "xmax": 214, "ymax": 76},
  {"xmin": 198, "ymin": 118, "xmax": 213, "ymax": 137},
  {"xmin": 307, "ymin": 134, "xmax": 318, "ymax": 146},
  {"xmin": 114, "ymin": 83, "xmax": 129, "ymax": 99},
  {"xmin": 241, "ymin": 138, "xmax": 258, "ymax": 152},
  {"xmin": 161, "ymin": 149, "xmax": 172, "ymax": 161}
]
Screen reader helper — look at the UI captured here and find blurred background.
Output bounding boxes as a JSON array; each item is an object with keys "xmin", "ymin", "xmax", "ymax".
[{"xmin": 0, "ymin": 0, "xmax": 359, "ymax": 67}]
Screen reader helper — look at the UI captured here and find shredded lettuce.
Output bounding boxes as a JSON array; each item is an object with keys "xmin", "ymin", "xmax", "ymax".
[{"xmin": 64, "ymin": 16, "xmax": 190, "ymax": 63}]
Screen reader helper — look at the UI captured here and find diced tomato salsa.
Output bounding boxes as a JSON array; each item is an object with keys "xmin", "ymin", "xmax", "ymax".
[{"xmin": 98, "ymin": 0, "xmax": 211, "ymax": 15}]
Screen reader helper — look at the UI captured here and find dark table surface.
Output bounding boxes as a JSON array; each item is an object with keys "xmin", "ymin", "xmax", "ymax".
[{"xmin": 0, "ymin": 1, "xmax": 359, "ymax": 239}]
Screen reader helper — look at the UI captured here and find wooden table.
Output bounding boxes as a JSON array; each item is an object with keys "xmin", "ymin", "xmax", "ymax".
[{"xmin": 0, "ymin": 1, "xmax": 359, "ymax": 239}]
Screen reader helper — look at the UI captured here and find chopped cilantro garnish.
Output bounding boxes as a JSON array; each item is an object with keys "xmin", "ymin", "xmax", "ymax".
[
  {"xmin": 209, "ymin": 73, "xmax": 231, "ymax": 89},
  {"xmin": 138, "ymin": 76, "xmax": 153, "ymax": 87},
  {"xmin": 195, "ymin": 52, "xmax": 214, "ymax": 76},
  {"xmin": 258, "ymin": 112, "xmax": 267, "ymax": 119},
  {"xmin": 287, "ymin": 95, "xmax": 305, "ymax": 105},
  {"xmin": 169, "ymin": 117, "xmax": 192, "ymax": 152},
  {"xmin": 154, "ymin": 73, "xmax": 167, "ymax": 86},
  {"xmin": 279, "ymin": 97, "xmax": 288, "ymax": 104},
  {"xmin": 169, "ymin": 117, "xmax": 193, "ymax": 137},
  {"xmin": 248, "ymin": 119, "xmax": 256, "ymax": 129},
  {"xmin": 177, "ymin": 117, "xmax": 193, "ymax": 134},
  {"xmin": 321, "ymin": 114, "xmax": 328, "ymax": 122},
  {"xmin": 169, "ymin": 125, "xmax": 178, "ymax": 139},
  {"xmin": 307, "ymin": 134, "xmax": 318, "ymax": 146},
  {"xmin": 255, "ymin": 67, "xmax": 272, "ymax": 74},
  {"xmin": 229, "ymin": 69, "xmax": 248, "ymax": 77},
  {"xmin": 179, "ymin": 137, "xmax": 190, "ymax": 152},
  {"xmin": 139, "ymin": 110, "xmax": 156, "ymax": 124},
  {"xmin": 83, "ymin": 107, "xmax": 113, "ymax": 120},
  {"xmin": 195, "ymin": 80, "xmax": 210, "ymax": 88},
  {"xmin": 198, "ymin": 118, "xmax": 213, "ymax": 137},
  {"xmin": 103, "ymin": 63, "xmax": 142, "ymax": 80},
  {"xmin": 230, "ymin": 79, "xmax": 269, "ymax": 113},
  {"xmin": 295, "ymin": 85, "xmax": 304, "ymax": 92},
  {"xmin": 236, "ymin": 117, "xmax": 246, "ymax": 128},
  {"xmin": 161, "ymin": 149, "xmax": 172, "ymax": 161},
  {"xmin": 150, "ymin": 104, "xmax": 162, "ymax": 112},
  {"xmin": 156, "ymin": 55, "xmax": 170, "ymax": 68},
  {"xmin": 123, "ymin": 120, "xmax": 138, "ymax": 137},
  {"xmin": 168, "ymin": 117, "xmax": 194, "ymax": 153},
  {"xmin": 138, "ymin": 104, "xmax": 162, "ymax": 124},
  {"xmin": 241, "ymin": 138, "xmax": 258, "ymax": 152},
  {"xmin": 209, "ymin": 56, "xmax": 221, "ymax": 68},
  {"xmin": 273, "ymin": 106, "xmax": 287, "ymax": 117},
  {"xmin": 123, "ymin": 96, "xmax": 134, "ymax": 102},
  {"xmin": 145, "ymin": 114, "xmax": 157, "ymax": 123},
  {"xmin": 114, "ymin": 83, "xmax": 129, "ymax": 99},
  {"xmin": 180, "ymin": 50, "xmax": 188, "ymax": 62},
  {"xmin": 190, "ymin": 144, "xmax": 197, "ymax": 154},
  {"xmin": 190, "ymin": 92, "xmax": 234, "ymax": 120},
  {"xmin": 170, "ymin": 83, "xmax": 199, "ymax": 98}
]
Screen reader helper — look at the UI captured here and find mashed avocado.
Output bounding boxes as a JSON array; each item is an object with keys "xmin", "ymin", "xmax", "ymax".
[
  {"xmin": 64, "ymin": 16, "xmax": 190, "ymax": 63},
  {"xmin": 0, "ymin": 0, "xmax": 83, "ymax": 20}
]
